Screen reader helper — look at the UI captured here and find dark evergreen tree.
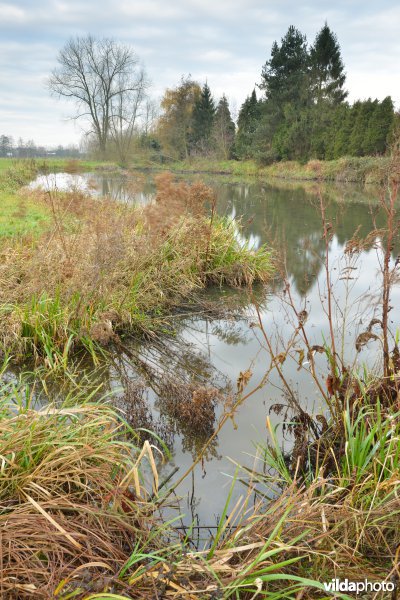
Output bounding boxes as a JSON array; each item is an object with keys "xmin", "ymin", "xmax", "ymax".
[
  {"xmin": 332, "ymin": 102, "xmax": 359, "ymax": 158},
  {"xmin": 363, "ymin": 96, "xmax": 394, "ymax": 155},
  {"xmin": 309, "ymin": 23, "xmax": 347, "ymax": 104},
  {"xmin": 307, "ymin": 24, "xmax": 347, "ymax": 160},
  {"xmin": 327, "ymin": 104, "xmax": 351, "ymax": 159},
  {"xmin": 235, "ymin": 90, "xmax": 261, "ymax": 158},
  {"xmin": 260, "ymin": 25, "xmax": 309, "ymax": 110},
  {"xmin": 257, "ymin": 26, "xmax": 311, "ymax": 161},
  {"xmin": 190, "ymin": 82, "xmax": 216, "ymax": 154},
  {"xmin": 349, "ymin": 99, "xmax": 376, "ymax": 156},
  {"xmin": 272, "ymin": 104, "xmax": 313, "ymax": 161},
  {"xmin": 212, "ymin": 95, "xmax": 235, "ymax": 159},
  {"xmin": 250, "ymin": 101, "xmax": 283, "ymax": 164},
  {"xmin": 308, "ymin": 102, "xmax": 337, "ymax": 159}
]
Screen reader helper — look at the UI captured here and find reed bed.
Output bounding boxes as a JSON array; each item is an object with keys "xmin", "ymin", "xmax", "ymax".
[
  {"xmin": 0, "ymin": 376, "xmax": 331, "ymax": 599},
  {"xmin": 0, "ymin": 374, "xmax": 169, "ymax": 599},
  {"xmin": 2, "ymin": 159, "xmax": 399, "ymax": 599},
  {"xmin": 0, "ymin": 169, "xmax": 272, "ymax": 369}
]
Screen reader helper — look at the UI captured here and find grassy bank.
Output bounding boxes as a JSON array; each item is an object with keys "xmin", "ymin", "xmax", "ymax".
[
  {"xmin": 0, "ymin": 371, "xmax": 350, "ymax": 599},
  {"xmin": 0, "ymin": 157, "xmax": 118, "ymax": 175},
  {"xmin": 0, "ymin": 158, "xmax": 120, "ymax": 237},
  {"xmin": 0, "ymin": 166, "xmax": 272, "ymax": 368},
  {"xmin": 132, "ymin": 155, "xmax": 392, "ymax": 186},
  {"xmin": 2, "ymin": 362, "xmax": 398, "ymax": 598}
]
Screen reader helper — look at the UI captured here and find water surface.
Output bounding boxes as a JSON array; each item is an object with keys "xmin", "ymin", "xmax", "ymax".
[{"xmin": 30, "ymin": 170, "xmax": 400, "ymax": 527}]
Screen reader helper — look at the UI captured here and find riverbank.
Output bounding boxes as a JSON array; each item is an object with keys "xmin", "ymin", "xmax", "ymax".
[
  {"xmin": 148, "ymin": 155, "xmax": 391, "ymax": 185},
  {"xmin": 0, "ymin": 159, "xmax": 49, "ymax": 236},
  {"xmin": 0, "ymin": 153, "xmax": 392, "ymax": 190},
  {"xmin": 2, "ymin": 358, "xmax": 398, "ymax": 598},
  {"xmin": 1, "ymin": 157, "xmax": 399, "ymax": 598},
  {"xmin": 0, "ymin": 158, "xmax": 116, "ymax": 237},
  {"xmin": 0, "ymin": 164, "xmax": 272, "ymax": 369}
]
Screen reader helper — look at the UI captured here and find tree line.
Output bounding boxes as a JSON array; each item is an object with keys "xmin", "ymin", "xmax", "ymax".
[
  {"xmin": 234, "ymin": 24, "xmax": 396, "ymax": 163},
  {"xmin": 8, "ymin": 28, "xmax": 394, "ymax": 164},
  {"xmin": 154, "ymin": 24, "xmax": 396, "ymax": 163},
  {"xmin": 0, "ymin": 135, "xmax": 80, "ymax": 158}
]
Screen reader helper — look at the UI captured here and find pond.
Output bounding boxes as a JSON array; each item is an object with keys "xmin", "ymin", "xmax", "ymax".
[{"xmin": 30, "ymin": 169, "xmax": 400, "ymax": 530}]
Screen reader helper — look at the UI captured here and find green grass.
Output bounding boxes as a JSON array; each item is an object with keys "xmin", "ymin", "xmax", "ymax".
[
  {"xmin": 0, "ymin": 158, "xmax": 123, "ymax": 238},
  {"xmin": 129, "ymin": 155, "xmax": 392, "ymax": 186},
  {"xmin": 0, "ymin": 190, "xmax": 49, "ymax": 236},
  {"xmin": 0, "ymin": 157, "xmax": 12, "ymax": 173},
  {"xmin": 0, "ymin": 160, "xmax": 50, "ymax": 237},
  {"xmin": 41, "ymin": 156, "xmax": 119, "ymax": 172},
  {"xmin": 0, "ymin": 156, "xmax": 118, "ymax": 173}
]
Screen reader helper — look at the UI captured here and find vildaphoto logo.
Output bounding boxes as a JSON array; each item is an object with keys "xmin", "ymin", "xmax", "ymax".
[{"xmin": 323, "ymin": 578, "xmax": 395, "ymax": 595}]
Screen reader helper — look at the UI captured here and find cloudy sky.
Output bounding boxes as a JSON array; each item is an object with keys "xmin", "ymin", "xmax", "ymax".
[{"xmin": 1, "ymin": 0, "xmax": 399, "ymax": 147}]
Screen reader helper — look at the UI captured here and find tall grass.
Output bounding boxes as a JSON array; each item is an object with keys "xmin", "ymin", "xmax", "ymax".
[
  {"xmin": 130, "ymin": 155, "xmax": 392, "ymax": 186},
  {"xmin": 0, "ymin": 370, "xmax": 337, "ymax": 599},
  {"xmin": 0, "ymin": 372, "xmax": 171, "ymax": 598},
  {"xmin": 0, "ymin": 172, "xmax": 273, "ymax": 369}
]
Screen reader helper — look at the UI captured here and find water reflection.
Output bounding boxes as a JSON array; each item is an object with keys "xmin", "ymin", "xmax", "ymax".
[
  {"xmin": 30, "ymin": 170, "xmax": 395, "ymax": 296},
  {"xmin": 30, "ymin": 171, "xmax": 155, "ymax": 205},
  {"xmin": 27, "ymin": 169, "xmax": 400, "ymax": 525}
]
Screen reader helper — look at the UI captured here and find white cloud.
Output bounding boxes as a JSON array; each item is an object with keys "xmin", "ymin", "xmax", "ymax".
[
  {"xmin": 0, "ymin": 2, "xmax": 26, "ymax": 22},
  {"xmin": 119, "ymin": 0, "xmax": 186, "ymax": 20},
  {"xmin": 200, "ymin": 49, "xmax": 233, "ymax": 62}
]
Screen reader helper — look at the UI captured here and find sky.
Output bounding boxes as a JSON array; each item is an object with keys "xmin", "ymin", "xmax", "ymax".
[{"xmin": 1, "ymin": 0, "xmax": 400, "ymax": 148}]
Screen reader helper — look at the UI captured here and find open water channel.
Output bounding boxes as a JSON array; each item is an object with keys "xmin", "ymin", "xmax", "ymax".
[{"xmin": 30, "ymin": 170, "xmax": 400, "ymax": 532}]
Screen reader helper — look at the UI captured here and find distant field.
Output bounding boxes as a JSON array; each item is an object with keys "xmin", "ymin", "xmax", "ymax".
[
  {"xmin": 0, "ymin": 157, "xmax": 120, "ymax": 237},
  {"xmin": 0, "ymin": 190, "xmax": 49, "ymax": 236},
  {"xmin": 0, "ymin": 159, "xmax": 49, "ymax": 236},
  {"xmin": 0, "ymin": 157, "xmax": 13, "ymax": 173},
  {"xmin": 0, "ymin": 156, "xmax": 117, "ymax": 172}
]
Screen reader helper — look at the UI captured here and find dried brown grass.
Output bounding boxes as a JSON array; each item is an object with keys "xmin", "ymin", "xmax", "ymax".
[
  {"xmin": 0, "ymin": 172, "xmax": 272, "ymax": 364},
  {"xmin": 0, "ymin": 402, "xmax": 165, "ymax": 599}
]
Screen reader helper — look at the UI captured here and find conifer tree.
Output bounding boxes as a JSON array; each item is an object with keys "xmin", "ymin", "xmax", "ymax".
[
  {"xmin": 212, "ymin": 95, "xmax": 235, "ymax": 159},
  {"xmin": 335, "ymin": 101, "xmax": 359, "ymax": 157},
  {"xmin": 325, "ymin": 104, "xmax": 349, "ymax": 159},
  {"xmin": 363, "ymin": 96, "xmax": 394, "ymax": 155},
  {"xmin": 190, "ymin": 82, "xmax": 216, "ymax": 154},
  {"xmin": 260, "ymin": 26, "xmax": 309, "ymax": 110},
  {"xmin": 235, "ymin": 90, "xmax": 261, "ymax": 158},
  {"xmin": 349, "ymin": 99, "xmax": 376, "ymax": 156},
  {"xmin": 310, "ymin": 23, "xmax": 347, "ymax": 104},
  {"xmin": 307, "ymin": 24, "xmax": 347, "ymax": 159}
]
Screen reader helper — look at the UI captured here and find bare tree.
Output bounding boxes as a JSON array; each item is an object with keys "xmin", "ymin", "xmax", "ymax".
[
  {"xmin": 48, "ymin": 35, "xmax": 149, "ymax": 159},
  {"xmin": 108, "ymin": 69, "xmax": 149, "ymax": 164},
  {"xmin": 141, "ymin": 99, "xmax": 159, "ymax": 138}
]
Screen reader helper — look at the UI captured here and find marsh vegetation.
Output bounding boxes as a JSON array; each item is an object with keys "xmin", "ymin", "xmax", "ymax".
[{"xmin": 0, "ymin": 154, "xmax": 400, "ymax": 598}]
